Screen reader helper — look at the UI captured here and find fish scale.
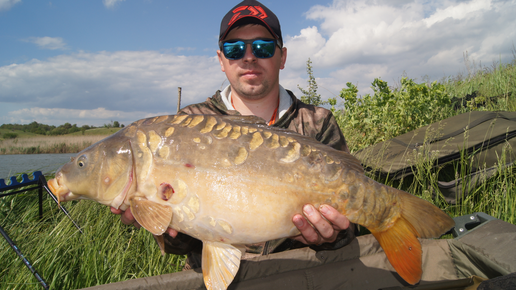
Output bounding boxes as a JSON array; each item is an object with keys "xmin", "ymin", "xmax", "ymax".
[{"xmin": 48, "ymin": 114, "xmax": 455, "ymax": 290}]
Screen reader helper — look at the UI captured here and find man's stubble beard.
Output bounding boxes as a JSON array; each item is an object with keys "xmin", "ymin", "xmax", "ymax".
[{"xmin": 232, "ymin": 78, "xmax": 273, "ymax": 101}]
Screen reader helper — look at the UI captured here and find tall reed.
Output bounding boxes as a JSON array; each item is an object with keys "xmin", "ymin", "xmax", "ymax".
[{"xmin": 0, "ymin": 135, "xmax": 106, "ymax": 155}]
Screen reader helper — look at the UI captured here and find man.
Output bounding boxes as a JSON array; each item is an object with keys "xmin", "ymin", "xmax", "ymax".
[{"xmin": 112, "ymin": 0, "xmax": 356, "ymax": 269}]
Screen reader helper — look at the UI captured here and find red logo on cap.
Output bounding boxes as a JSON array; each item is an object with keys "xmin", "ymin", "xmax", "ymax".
[{"xmin": 229, "ymin": 6, "xmax": 268, "ymax": 26}]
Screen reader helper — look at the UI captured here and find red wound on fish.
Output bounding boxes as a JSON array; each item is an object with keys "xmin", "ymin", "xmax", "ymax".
[
  {"xmin": 185, "ymin": 163, "xmax": 195, "ymax": 169},
  {"xmin": 159, "ymin": 182, "xmax": 174, "ymax": 201}
]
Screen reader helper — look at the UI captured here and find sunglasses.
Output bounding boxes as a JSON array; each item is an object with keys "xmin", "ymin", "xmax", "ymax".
[{"xmin": 219, "ymin": 38, "xmax": 279, "ymax": 60}]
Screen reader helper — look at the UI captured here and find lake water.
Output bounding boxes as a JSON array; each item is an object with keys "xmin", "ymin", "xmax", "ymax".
[{"xmin": 0, "ymin": 153, "xmax": 77, "ymax": 179}]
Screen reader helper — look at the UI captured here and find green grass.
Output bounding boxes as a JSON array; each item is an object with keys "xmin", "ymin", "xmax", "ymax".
[
  {"xmin": 335, "ymin": 56, "xmax": 516, "ymax": 225},
  {"xmin": 0, "ymin": 128, "xmax": 41, "ymax": 140},
  {"xmin": 0, "ymin": 179, "xmax": 185, "ymax": 289},
  {"xmin": 443, "ymin": 52, "xmax": 516, "ymax": 112},
  {"xmin": 384, "ymin": 140, "xmax": 516, "ymax": 224}
]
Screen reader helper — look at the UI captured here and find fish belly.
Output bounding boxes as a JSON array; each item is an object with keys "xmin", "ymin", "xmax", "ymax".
[{"xmin": 148, "ymin": 168, "xmax": 323, "ymax": 244}]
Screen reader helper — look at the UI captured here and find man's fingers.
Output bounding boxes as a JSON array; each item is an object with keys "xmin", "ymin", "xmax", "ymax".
[
  {"xmin": 166, "ymin": 228, "xmax": 179, "ymax": 238},
  {"xmin": 291, "ymin": 204, "xmax": 352, "ymax": 245},
  {"xmin": 303, "ymin": 204, "xmax": 334, "ymax": 240},
  {"xmin": 319, "ymin": 204, "xmax": 350, "ymax": 231},
  {"xmin": 117, "ymin": 208, "xmax": 141, "ymax": 228},
  {"xmin": 292, "ymin": 213, "xmax": 320, "ymax": 244},
  {"xmin": 110, "ymin": 207, "xmax": 123, "ymax": 215}
]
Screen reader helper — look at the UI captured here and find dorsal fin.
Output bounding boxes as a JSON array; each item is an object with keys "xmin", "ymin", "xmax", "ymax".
[
  {"xmin": 219, "ymin": 115, "xmax": 364, "ymax": 173},
  {"xmin": 220, "ymin": 115, "xmax": 268, "ymax": 125}
]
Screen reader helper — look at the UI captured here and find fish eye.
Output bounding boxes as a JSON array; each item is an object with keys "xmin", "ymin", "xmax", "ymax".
[{"xmin": 77, "ymin": 155, "xmax": 87, "ymax": 168}]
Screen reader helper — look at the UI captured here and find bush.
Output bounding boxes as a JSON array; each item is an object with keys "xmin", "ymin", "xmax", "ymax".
[
  {"xmin": 333, "ymin": 77, "xmax": 453, "ymax": 151},
  {"xmin": 3, "ymin": 133, "xmax": 18, "ymax": 139}
]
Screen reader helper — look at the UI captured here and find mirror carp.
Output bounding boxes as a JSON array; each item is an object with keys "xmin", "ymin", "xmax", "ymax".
[{"xmin": 48, "ymin": 114, "xmax": 455, "ymax": 290}]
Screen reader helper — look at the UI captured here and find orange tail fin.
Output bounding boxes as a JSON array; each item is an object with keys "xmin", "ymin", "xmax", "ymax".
[
  {"xmin": 371, "ymin": 189, "xmax": 455, "ymax": 285},
  {"xmin": 371, "ymin": 217, "xmax": 422, "ymax": 285}
]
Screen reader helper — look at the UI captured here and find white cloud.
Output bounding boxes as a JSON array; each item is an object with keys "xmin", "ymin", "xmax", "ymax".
[
  {"xmin": 0, "ymin": 51, "xmax": 225, "ymax": 126},
  {"xmin": 283, "ymin": 0, "xmax": 516, "ymax": 98},
  {"xmin": 285, "ymin": 26, "xmax": 326, "ymax": 66},
  {"xmin": 0, "ymin": 0, "xmax": 21, "ymax": 11},
  {"xmin": 103, "ymin": 0, "xmax": 125, "ymax": 9},
  {"xmin": 22, "ymin": 36, "xmax": 67, "ymax": 50},
  {"xmin": 424, "ymin": 0, "xmax": 492, "ymax": 27}
]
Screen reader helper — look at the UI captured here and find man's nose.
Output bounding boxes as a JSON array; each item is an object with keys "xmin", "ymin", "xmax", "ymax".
[{"xmin": 242, "ymin": 44, "xmax": 257, "ymax": 62}]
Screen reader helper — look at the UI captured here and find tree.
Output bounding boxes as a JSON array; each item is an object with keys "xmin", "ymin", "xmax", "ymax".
[
  {"xmin": 297, "ymin": 58, "xmax": 325, "ymax": 106},
  {"xmin": 113, "ymin": 121, "xmax": 120, "ymax": 128}
]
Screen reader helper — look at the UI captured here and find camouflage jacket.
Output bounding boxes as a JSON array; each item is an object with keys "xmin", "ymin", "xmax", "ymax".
[
  {"xmin": 179, "ymin": 89, "xmax": 349, "ymax": 153},
  {"xmin": 163, "ymin": 89, "xmax": 355, "ymax": 265}
]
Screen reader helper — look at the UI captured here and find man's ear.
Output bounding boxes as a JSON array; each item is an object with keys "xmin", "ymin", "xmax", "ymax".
[
  {"xmin": 217, "ymin": 50, "xmax": 226, "ymax": 72},
  {"xmin": 280, "ymin": 47, "xmax": 287, "ymax": 70}
]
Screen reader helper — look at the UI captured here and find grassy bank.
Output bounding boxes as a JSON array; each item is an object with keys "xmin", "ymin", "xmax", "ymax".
[
  {"xmin": 0, "ymin": 181, "xmax": 185, "ymax": 289},
  {"xmin": 333, "ymin": 57, "xmax": 516, "ymax": 225},
  {"xmin": 0, "ymin": 128, "xmax": 121, "ymax": 155}
]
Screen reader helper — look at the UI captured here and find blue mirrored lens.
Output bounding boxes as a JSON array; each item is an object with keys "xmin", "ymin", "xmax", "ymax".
[
  {"xmin": 252, "ymin": 40, "xmax": 275, "ymax": 58},
  {"xmin": 222, "ymin": 39, "xmax": 276, "ymax": 60},
  {"xmin": 223, "ymin": 42, "xmax": 246, "ymax": 60}
]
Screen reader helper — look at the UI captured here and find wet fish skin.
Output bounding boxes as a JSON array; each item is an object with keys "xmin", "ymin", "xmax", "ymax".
[{"xmin": 48, "ymin": 114, "xmax": 455, "ymax": 290}]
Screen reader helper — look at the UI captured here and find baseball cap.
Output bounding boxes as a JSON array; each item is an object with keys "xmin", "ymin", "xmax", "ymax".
[{"xmin": 219, "ymin": 0, "xmax": 283, "ymax": 47}]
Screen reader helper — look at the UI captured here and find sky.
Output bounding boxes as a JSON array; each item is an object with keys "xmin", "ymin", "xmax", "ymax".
[{"xmin": 1, "ymin": 0, "xmax": 515, "ymax": 127}]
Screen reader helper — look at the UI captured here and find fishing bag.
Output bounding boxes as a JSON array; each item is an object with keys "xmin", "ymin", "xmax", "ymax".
[{"xmin": 353, "ymin": 111, "xmax": 516, "ymax": 203}]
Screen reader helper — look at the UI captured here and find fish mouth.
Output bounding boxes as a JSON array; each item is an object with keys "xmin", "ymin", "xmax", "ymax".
[{"xmin": 47, "ymin": 173, "xmax": 72, "ymax": 204}]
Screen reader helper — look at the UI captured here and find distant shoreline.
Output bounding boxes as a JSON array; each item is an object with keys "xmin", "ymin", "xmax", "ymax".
[{"xmin": 0, "ymin": 133, "xmax": 117, "ymax": 155}]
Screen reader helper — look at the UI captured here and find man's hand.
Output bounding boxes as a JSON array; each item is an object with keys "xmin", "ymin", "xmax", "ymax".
[
  {"xmin": 110, "ymin": 207, "xmax": 179, "ymax": 238},
  {"xmin": 291, "ymin": 204, "xmax": 350, "ymax": 245}
]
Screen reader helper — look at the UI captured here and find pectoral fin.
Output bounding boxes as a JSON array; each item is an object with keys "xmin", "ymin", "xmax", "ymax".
[
  {"xmin": 202, "ymin": 241, "xmax": 242, "ymax": 290},
  {"xmin": 130, "ymin": 197, "xmax": 173, "ymax": 235}
]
